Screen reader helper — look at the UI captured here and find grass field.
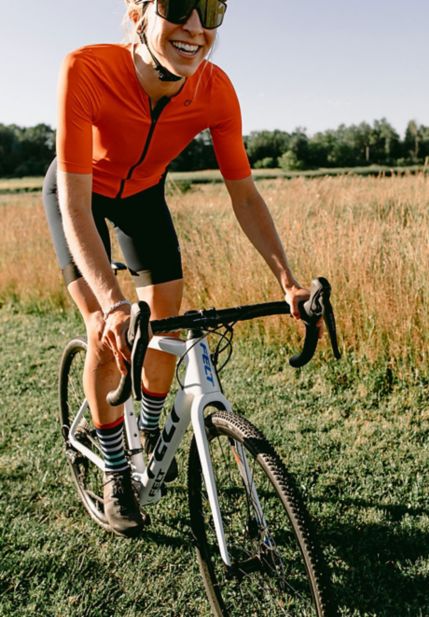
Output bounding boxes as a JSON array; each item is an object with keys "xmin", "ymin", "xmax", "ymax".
[
  {"xmin": 2, "ymin": 174, "xmax": 429, "ymax": 369},
  {"xmin": 1, "ymin": 174, "xmax": 429, "ymax": 615},
  {"xmin": 0, "ymin": 307, "xmax": 428, "ymax": 616}
]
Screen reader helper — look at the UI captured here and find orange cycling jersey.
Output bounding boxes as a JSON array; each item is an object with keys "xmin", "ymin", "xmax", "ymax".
[{"xmin": 56, "ymin": 44, "xmax": 251, "ymax": 198}]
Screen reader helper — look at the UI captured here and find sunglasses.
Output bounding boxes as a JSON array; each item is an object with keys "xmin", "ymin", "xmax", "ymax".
[{"xmin": 142, "ymin": 0, "xmax": 227, "ymax": 30}]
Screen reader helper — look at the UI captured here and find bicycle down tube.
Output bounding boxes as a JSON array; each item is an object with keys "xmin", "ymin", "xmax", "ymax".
[{"xmin": 137, "ymin": 333, "xmax": 235, "ymax": 566}]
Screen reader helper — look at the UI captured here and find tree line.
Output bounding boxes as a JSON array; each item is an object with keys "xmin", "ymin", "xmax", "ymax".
[
  {"xmin": 0, "ymin": 118, "xmax": 428, "ymax": 178},
  {"xmin": 240, "ymin": 119, "xmax": 429, "ymax": 171}
]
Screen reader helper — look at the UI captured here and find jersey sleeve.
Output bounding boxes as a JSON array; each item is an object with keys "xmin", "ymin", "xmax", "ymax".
[
  {"xmin": 209, "ymin": 68, "xmax": 251, "ymax": 181},
  {"xmin": 56, "ymin": 49, "xmax": 101, "ymax": 174}
]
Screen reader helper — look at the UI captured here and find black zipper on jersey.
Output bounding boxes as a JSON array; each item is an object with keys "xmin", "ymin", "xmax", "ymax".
[{"xmin": 116, "ymin": 96, "xmax": 170, "ymax": 199}]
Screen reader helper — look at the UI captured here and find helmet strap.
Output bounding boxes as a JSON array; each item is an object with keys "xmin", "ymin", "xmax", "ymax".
[{"xmin": 140, "ymin": 31, "xmax": 182, "ymax": 82}]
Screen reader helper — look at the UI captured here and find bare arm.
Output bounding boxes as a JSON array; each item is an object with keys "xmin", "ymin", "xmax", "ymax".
[
  {"xmin": 57, "ymin": 171, "xmax": 126, "ymax": 313},
  {"xmin": 57, "ymin": 170, "xmax": 131, "ymax": 370},
  {"xmin": 224, "ymin": 175, "xmax": 309, "ymax": 318}
]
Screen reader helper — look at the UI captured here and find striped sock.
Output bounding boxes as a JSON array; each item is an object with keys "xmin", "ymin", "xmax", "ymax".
[
  {"xmin": 138, "ymin": 388, "xmax": 168, "ymax": 432},
  {"xmin": 95, "ymin": 417, "xmax": 129, "ymax": 473}
]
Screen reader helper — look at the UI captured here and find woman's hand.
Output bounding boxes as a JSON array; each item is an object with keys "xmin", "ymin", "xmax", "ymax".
[
  {"xmin": 102, "ymin": 305, "xmax": 132, "ymax": 375},
  {"xmin": 285, "ymin": 284, "xmax": 324, "ymax": 338},
  {"xmin": 285, "ymin": 284, "xmax": 310, "ymax": 320}
]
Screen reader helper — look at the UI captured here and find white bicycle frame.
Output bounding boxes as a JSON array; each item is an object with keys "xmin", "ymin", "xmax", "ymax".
[{"xmin": 69, "ymin": 331, "xmax": 269, "ymax": 567}]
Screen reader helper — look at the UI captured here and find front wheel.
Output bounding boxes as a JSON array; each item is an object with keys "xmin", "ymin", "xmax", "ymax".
[{"xmin": 188, "ymin": 410, "xmax": 336, "ymax": 617}]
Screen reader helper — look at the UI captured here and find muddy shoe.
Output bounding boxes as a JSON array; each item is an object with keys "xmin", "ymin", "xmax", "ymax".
[
  {"xmin": 103, "ymin": 468, "xmax": 146, "ymax": 537},
  {"xmin": 141, "ymin": 428, "xmax": 178, "ymax": 483}
]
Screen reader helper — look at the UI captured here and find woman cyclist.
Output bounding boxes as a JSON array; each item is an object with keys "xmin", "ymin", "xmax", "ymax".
[{"xmin": 43, "ymin": 0, "xmax": 313, "ymax": 538}]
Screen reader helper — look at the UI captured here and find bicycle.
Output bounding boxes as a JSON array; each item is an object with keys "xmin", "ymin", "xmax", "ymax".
[{"xmin": 59, "ymin": 272, "xmax": 341, "ymax": 616}]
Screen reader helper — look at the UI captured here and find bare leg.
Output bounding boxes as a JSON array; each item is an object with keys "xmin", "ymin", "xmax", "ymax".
[
  {"xmin": 136, "ymin": 279, "xmax": 184, "ymax": 393},
  {"xmin": 67, "ymin": 278, "xmax": 123, "ymax": 426},
  {"xmin": 67, "ymin": 277, "xmax": 146, "ymax": 536}
]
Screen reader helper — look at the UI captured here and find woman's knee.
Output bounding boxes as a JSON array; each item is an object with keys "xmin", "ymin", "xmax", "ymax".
[
  {"xmin": 67, "ymin": 278, "xmax": 114, "ymax": 363},
  {"xmin": 85, "ymin": 310, "xmax": 115, "ymax": 363},
  {"xmin": 136, "ymin": 278, "xmax": 183, "ymax": 319}
]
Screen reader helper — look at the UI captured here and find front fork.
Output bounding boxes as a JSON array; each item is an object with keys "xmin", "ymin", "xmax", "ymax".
[
  {"xmin": 192, "ymin": 399, "xmax": 275, "ymax": 569},
  {"xmin": 191, "ymin": 394, "xmax": 233, "ymax": 567}
]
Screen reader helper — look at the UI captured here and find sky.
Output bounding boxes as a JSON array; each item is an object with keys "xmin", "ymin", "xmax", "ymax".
[{"xmin": 0, "ymin": 0, "xmax": 428, "ymax": 137}]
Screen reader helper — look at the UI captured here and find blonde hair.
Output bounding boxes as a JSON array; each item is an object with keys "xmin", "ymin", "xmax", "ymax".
[{"xmin": 122, "ymin": 0, "xmax": 148, "ymax": 43}]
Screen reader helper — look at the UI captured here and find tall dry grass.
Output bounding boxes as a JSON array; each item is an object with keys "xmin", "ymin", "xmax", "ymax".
[
  {"xmin": 1, "ymin": 193, "xmax": 69, "ymax": 308},
  {"xmin": 2, "ymin": 175, "xmax": 429, "ymax": 368}
]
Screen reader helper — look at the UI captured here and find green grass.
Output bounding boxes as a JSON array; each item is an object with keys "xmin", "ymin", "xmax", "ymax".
[
  {"xmin": 1, "ymin": 165, "xmax": 426, "ymax": 194},
  {"xmin": 0, "ymin": 306, "xmax": 428, "ymax": 616}
]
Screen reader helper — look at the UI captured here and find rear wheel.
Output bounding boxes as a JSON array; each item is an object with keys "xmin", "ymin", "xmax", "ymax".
[
  {"xmin": 59, "ymin": 337, "xmax": 109, "ymax": 530},
  {"xmin": 188, "ymin": 410, "xmax": 336, "ymax": 617}
]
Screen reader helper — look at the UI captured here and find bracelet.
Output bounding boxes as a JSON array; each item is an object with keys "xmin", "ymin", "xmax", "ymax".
[{"xmin": 103, "ymin": 300, "xmax": 131, "ymax": 321}]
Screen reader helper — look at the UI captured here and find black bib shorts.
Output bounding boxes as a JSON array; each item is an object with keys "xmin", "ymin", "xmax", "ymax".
[{"xmin": 42, "ymin": 159, "xmax": 183, "ymax": 287}]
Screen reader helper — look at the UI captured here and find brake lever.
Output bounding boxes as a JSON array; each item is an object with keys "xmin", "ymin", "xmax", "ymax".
[
  {"xmin": 130, "ymin": 301, "xmax": 151, "ymax": 400},
  {"xmin": 309, "ymin": 277, "xmax": 341, "ymax": 359},
  {"xmin": 323, "ymin": 298, "xmax": 341, "ymax": 360},
  {"xmin": 289, "ymin": 277, "xmax": 340, "ymax": 367},
  {"xmin": 105, "ymin": 301, "xmax": 151, "ymax": 406}
]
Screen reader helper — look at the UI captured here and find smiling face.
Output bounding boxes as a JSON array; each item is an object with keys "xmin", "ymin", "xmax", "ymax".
[{"xmin": 144, "ymin": 3, "xmax": 217, "ymax": 78}]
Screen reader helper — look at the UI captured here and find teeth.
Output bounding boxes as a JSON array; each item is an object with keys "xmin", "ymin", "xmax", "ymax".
[{"xmin": 173, "ymin": 42, "xmax": 199, "ymax": 53}]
